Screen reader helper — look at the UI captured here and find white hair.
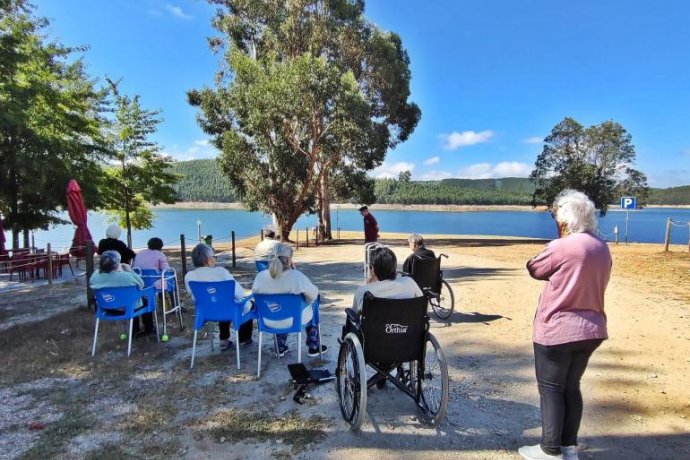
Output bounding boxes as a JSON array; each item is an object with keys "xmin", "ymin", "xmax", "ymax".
[
  {"xmin": 554, "ymin": 190, "xmax": 597, "ymax": 234},
  {"xmin": 268, "ymin": 243, "xmax": 293, "ymax": 279},
  {"xmin": 106, "ymin": 223, "xmax": 122, "ymax": 239}
]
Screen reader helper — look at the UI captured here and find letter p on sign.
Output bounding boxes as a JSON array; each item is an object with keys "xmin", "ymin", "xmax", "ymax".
[{"xmin": 620, "ymin": 196, "xmax": 636, "ymax": 210}]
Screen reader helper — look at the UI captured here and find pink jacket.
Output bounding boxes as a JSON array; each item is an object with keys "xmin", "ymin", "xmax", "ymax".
[{"xmin": 527, "ymin": 232, "xmax": 611, "ymax": 346}]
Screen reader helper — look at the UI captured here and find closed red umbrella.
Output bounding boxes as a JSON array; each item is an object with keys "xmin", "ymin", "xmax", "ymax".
[
  {"xmin": 0, "ymin": 217, "xmax": 6, "ymax": 255},
  {"xmin": 66, "ymin": 180, "xmax": 93, "ymax": 258}
]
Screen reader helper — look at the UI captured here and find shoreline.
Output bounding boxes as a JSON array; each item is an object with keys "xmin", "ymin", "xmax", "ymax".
[{"xmin": 153, "ymin": 201, "xmax": 546, "ymax": 212}]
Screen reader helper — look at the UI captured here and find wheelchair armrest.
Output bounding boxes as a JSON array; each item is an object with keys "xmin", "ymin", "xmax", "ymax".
[
  {"xmin": 398, "ymin": 270, "xmax": 411, "ymax": 277},
  {"xmin": 423, "ymin": 288, "xmax": 439, "ymax": 298},
  {"xmin": 345, "ymin": 308, "xmax": 360, "ymax": 325}
]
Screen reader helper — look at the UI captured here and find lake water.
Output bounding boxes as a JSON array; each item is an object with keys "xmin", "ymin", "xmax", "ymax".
[{"xmin": 4, "ymin": 207, "xmax": 690, "ymax": 251}]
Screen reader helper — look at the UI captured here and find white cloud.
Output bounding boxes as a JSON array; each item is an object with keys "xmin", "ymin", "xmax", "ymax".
[
  {"xmin": 522, "ymin": 136, "xmax": 543, "ymax": 144},
  {"xmin": 371, "ymin": 161, "xmax": 415, "ymax": 179},
  {"xmin": 166, "ymin": 4, "xmax": 193, "ymax": 20},
  {"xmin": 419, "ymin": 170, "xmax": 453, "ymax": 181},
  {"xmin": 440, "ymin": 130, "xmax": 494, "ymax": 150},
  {"xmin": 458, "ymin": 161, "xmax": 532, "ymax": 179},
  {"xmin": 423, "ymin": 156, "xmax": 440, "ymax": 165},
  {"xmin": 164, "ymin": 139, "xmax": 218, "ymax": 161}
]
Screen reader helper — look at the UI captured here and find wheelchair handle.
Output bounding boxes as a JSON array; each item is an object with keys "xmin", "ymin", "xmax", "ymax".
[{"xmin": 440, "ymin": 253, "xmax": 449, "ymax": 259}]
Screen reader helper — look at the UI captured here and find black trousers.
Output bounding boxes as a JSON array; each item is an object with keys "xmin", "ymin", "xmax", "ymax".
[
  {"xmin": 534, "ymin": 339, "xmax": 603, "ymax": 455},
  {"xmin": 219, "ymin": 320, "xmax": 253, "ymax": 343}
]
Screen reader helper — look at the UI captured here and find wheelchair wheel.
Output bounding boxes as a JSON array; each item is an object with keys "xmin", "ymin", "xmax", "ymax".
[
  {"xmin": 418, "ymin": 333, "xmax": 449, "ymax": 426},
  {"xmin": 336, "ymin": 333, "xmax": 367, "ymax": 431},
  {"xmin": 430, "ymin": 279, "xmax": 455, "ymax": 320}
]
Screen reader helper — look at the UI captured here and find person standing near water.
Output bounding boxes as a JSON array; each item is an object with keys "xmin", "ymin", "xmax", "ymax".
[
  {"xmin": 359, "ymin": 206, "xmax": 379, "ymax": 243},
  {"xmin": 519, "ymin": 190, "xmax": 611, "ymax": 460}
]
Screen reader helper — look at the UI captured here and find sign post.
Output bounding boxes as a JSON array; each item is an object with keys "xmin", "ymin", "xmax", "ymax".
[{"xmin": 620, "ymin": 196, "xmax": 637, "ymax": 244}]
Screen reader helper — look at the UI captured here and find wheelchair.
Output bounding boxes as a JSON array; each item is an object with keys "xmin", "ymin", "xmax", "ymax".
[
  {"xmin": 336, "ymin": 293, "xmax": 449, "ymax": 431},
  {"xmin": 407, "ymin": 254, "xmax": 455, "ymax": 320}
]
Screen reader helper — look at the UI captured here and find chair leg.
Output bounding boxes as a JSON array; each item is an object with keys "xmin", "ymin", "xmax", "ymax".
[
  {"xmin": 235, "ymin": 328, "xmax": 241, "ymax": 369},
  {"xmin": 257, "ymin": 332, "xmax": 263, "ymax": 378},
  {"xmin": 298, "ymin": 332, "xmax": 302, "ymax": 364},
  {"xmin": 191, "ymin": 330, "xmax": 198, "ymax": 368},
  {"xmin": 318, "ymin": 324, "xmax": 323, "ymax": 360},
  {"xmin": 127, "ymin": 319, "xmax": 134, "ymax": 357},
  {"xmin": 273, "ymin": 334, "xmax": 279, "ymax": 357},
  {"xmin": 91, "ymin": 318, "xmax": 100, "ymax": 356},
  {"xmin": 162, "ymin": 291, "xmax": 168, "ymax": 338}
]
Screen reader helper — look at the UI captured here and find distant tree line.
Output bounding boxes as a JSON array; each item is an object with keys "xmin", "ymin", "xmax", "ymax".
[{"xmin": 170, "ymin": 159, "xmax": 690, "ymax": 206}]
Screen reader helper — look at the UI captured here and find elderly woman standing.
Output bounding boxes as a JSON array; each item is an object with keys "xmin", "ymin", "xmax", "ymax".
[
  {"xmin": 252, "ymin": 243, "xmax": 327, "ymax": 357},
  {"xmin": 519, "ymin": 190, "xmax": 612, "ymax": 460},
  {"xmin": 97, "ymin": 223, "xmax": 135, "ymax": 265}
]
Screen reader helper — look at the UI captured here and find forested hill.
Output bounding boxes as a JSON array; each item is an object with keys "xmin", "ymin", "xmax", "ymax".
[{"xmin": 169, "ymin": 159, "xmax": 690, "ymax": 205}]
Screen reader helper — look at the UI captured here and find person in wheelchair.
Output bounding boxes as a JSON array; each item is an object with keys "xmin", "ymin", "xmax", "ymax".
[
  {"xmin": 252, "ymin": 243, "xmax": 327, "ymax": 357},
  {"xmin": 402, "ymin": 233, "xmax": 435, "ymax": 275},
  {"xmin": 345, "ymin": 246, "xmax": 422, "ymax": 338}
]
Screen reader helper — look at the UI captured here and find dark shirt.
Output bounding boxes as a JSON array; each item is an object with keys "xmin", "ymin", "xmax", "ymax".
[
  {"xmin": 97, "ymin": 238, "xmax": 136, "ymax": 265},
  {"xmin": 402, "ymin": 246, "xmax": 436, "ymax": 275},
  {"xmin": 363, "ymin": 214, "xmax": 379, "ymax": 242}
]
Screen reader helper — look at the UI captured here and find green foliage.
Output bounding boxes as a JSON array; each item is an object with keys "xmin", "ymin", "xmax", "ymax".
[
  {"xmin": 0, "ymin": 0, "xmax": 108, "ymax": 247},
  {"xmin": 189, "ymin": 0, "xmax": 419, "ymax": 236},
  {"xmin": 100, "ymin": 79, "xmax": 178, "ymax": 246},
  {"xmin": 375, "ymin": 178, "xmax": 534, "ymax": 205},
  {"xmin": 648, "ymin": 185, "xmax": 690, "ymax": 205},
  {"xmin": 530, "ymin": 117, "xmax": 649, "ymax": 215},
  {"xmin": 169, "ymin": 159, "xmax": 236, "ymax": 202}
]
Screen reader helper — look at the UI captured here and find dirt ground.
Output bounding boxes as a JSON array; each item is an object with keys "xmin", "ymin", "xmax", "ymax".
[{"xmin": 0, "ymin": 232, "xmax": 688, "ymax": 459}]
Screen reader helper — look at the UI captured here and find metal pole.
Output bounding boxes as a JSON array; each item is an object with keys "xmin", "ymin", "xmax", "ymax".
[
  {"xmin": 663, "ymin": 218, "xmax": 672, "ymax": 252},
  {"xmin": 180, "ymin": 234, "xmax": 187, "ymax": 278},
  {"xmin": 231, "ymin": 231, "xmax": 236, "ymax": 268},
  {"xmin": 47, "ymin": 243, "xmax": 53, "ymax": 285},
  {"xmin": 197, "ymin": 220, "xmax": 202, "ymax": 243},
  {"xmin": 614, "ymin": 225, "xmax": 619, "ymax": 244},
  {"xmin": 86, "ymin": 240, "xmax": 95, "ymax": 310},
  {"xmin": 625, "ymin": 209, "xmax": 629, "ymax": 244}
]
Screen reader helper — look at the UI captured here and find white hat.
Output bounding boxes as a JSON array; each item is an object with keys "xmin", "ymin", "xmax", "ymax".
[{"xmin": 106, "ymin": 223, "xmax": 122, "ymax": 239}]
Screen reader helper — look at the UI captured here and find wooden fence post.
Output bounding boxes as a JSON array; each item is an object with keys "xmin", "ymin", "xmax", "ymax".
[
  {"xmin": 231, "ymin": 231, "xmax": 236, "ymax": 268},
  {"xmin": 86, "ymin": 240, "xmax": 95, "ymax": 310},
  {"xmin": 305, "ymin": 227, "xmax": 309, "ymax": 248},
  {"xmin": 47, "ymin": 243, "xmax": 53, "ymax": 285},
  {"xmin": 296, "ymin": 230, "xmax": 299, "ymax": 250},
  {"xmin": 663, "ymin": 218, "xmax": 672, "ymax": 252},
  {"xmin": 180, "ymin": 234, "xmax": 187, "ymax": 278},
  {"xmin": 260, "ymin": 229, "xmax": 264, "ymax": 241}
]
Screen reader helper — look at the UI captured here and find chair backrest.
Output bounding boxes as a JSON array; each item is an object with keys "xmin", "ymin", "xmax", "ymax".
[
  {"xmin": 255, "ymin": 260, "xmax": 269, "ymax": 272},
  {"xmin": 410, "ymin": 256, "xmax": 442, "ymax": 293},
  {"xmin": 253, "ymin": 293, "xmax": 306, "ymax": 334},
  {"xmin": 188, "ymin": 280, "xmax": 237, "ymax": 326},
  {"xmin": 360, "ymin": 293, "xmax": 428, "ymax": 364},
  {"xmin": 94, "ymin": 285, "xmax": 143, "ymax": 320}
]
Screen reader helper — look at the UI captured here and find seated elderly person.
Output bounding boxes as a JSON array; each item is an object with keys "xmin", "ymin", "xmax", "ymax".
[
  {"xmin": 402, "ymin": 233, "xmax": 436, "ymax": 275},
  {"xmin": 133, "ymin": 237, "xmax": 170, "ymax": 289},
  {"xmin": 184, "ymin": 243, "xmax": 254, "ymax": 350},
  {"xmin": 97, "ymin": 223, "xmax": 135, "ymax": 265},
  {"xmin": 252, "ymin": 243, "xmax": 327, "ymax": 357},
  {"xmin": 90, "ymin": 250, "xmax": 155, "ymax": 336},
  {"xmin": 254, "ymin": 228, "xmax": 279, "ymax": 262},
  {"xmin": 352, "ymin": 245, "xmax": 423, "ymax": 314}
]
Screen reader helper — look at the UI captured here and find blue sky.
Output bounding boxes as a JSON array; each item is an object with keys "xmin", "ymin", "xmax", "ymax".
[{"xmin": 36, "ymin": 0, "xmax": 690, "ymax": 187}]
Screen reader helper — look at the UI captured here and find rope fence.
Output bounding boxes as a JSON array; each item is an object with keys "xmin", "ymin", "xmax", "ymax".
[{"xmin": 663, "ymin": 218, "xmax": 690, "ymax": 252}]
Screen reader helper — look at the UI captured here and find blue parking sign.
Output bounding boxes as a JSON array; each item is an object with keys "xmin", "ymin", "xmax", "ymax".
[{"xmin": 620, "ymin": 196, "xmax": 636, "ymax": 209}]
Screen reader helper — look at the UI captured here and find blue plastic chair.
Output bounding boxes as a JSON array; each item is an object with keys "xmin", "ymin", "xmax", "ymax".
[
  {"xmin": 187, "ymin": 280, "xmax": 256, "ymax": 369},
  {"xmin": 255, "ymin": 260, "xmax": 269, "ymax": 272},
  {"xmin": 253, "ymin": 294, "xmax": 322, "ymax": 377},
  {"xmin": 92, "ymin": 285, "xmax": 159, "ymax": 357},
  {"xmin": 134, "ymin": 267, "xmax": 184, "ymax": 339}
]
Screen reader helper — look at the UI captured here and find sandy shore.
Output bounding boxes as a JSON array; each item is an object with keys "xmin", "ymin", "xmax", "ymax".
[{"xmin": 0, "ymin": 233, "xmax": 688, "ymax": 458}]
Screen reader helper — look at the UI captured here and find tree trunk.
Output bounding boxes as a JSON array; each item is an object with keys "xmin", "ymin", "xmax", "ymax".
[
  {"xmin": 23, "ymin": 229, "xmax": 30, "ymax": 249},
  {"xmin": 318, "ymin": 171, "xmax": 332, "ymax": 240},
  {"xmin": 125, "ymin": 205, "xmax": 132, "ymax": 248},
  {"xmin": 273, "ymin": 212, "xmax": 297, "ymax": 243}
]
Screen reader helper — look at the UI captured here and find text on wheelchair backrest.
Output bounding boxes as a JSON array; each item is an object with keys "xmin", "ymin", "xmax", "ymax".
[{"xmin": 385, "ymin": 323, "xmax": 409, "ymax": 334}]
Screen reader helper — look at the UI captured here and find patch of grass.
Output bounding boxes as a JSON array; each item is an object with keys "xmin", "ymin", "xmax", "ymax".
[
  {"xmin": 83, "ymin": 445, "xmax": 139, "ymax": 460},
  {"xmin": 193, "ymin": 409, "xmax": 329, "ymax": 453},
  {"xmin": 18, "ymin": 410, "xmax": 95, "ymax": 460}
]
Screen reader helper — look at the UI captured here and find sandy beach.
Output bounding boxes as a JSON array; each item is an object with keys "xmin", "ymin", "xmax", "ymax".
[{"xmin": 0, "ymin": 233, "xmax": 688, "ymax": 459}]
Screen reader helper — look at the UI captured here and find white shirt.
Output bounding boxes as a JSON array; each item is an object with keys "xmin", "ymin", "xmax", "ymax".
[
  {"xmin": 184, "ymin": 266, "xmax": 245, "ymax": 301},
  {"xmin": 352, "ymin": 276, "xmax": 423, "ymax": 313},
  {"xmin": 252, "ymin": 268, "xmax": 318, "ymax": 328},
  {"xmin": 254, "ymin": 238, "xmax": 280, "ymax": 261}
]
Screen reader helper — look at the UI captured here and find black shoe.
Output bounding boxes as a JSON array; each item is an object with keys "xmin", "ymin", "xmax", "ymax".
[
  {"xmin": 135, "ymin": 328, "xmax": 157, "ymax": 338},
  {"xmin": 240, "ymin": 338, "xmax": 254, "ymax": 348},
  {"xmin": 376, "ymin": 378, "xmax": 387, "ymax": 389},
  {"xmin": 220, "ymin": 340, "xmax": 234, "ymax": 351},
  {"xmin": 308, "ymin": 345, "xmax": 328, "ymax": 357},
  {"xmin": 277, "ymin": 345, "xmax": 289, "ymax": 357}
]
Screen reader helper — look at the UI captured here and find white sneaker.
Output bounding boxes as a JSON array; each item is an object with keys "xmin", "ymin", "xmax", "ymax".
[
  {"xmin": 561, "ymin": 446, "xmax": 579, "ymax": 460},
  {"xmin": 518, "ymin": 445, "xmax": 563, "ymax": 460}
]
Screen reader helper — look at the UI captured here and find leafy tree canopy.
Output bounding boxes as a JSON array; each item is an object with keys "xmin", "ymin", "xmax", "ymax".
[
  {"xmin": 190, "ymin": 0, "xmax": 420, "ymax": 238},
  {"xmin": 530, "ymin": 117, "xmax": 648, "ymax": 215}
]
